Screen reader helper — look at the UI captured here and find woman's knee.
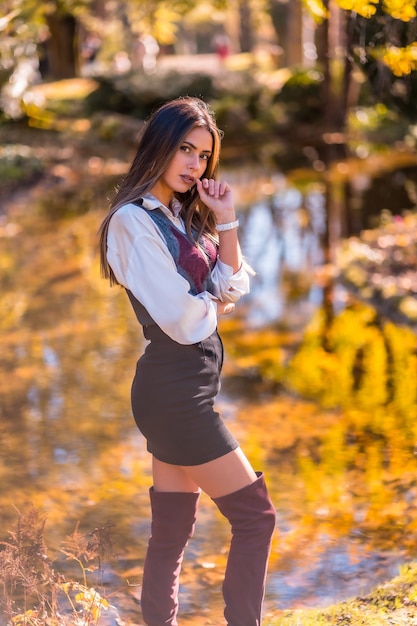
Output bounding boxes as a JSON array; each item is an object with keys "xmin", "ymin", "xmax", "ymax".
[{"xmin": 212, "ymin": 472, "xmax": 276, "ymax": 537}]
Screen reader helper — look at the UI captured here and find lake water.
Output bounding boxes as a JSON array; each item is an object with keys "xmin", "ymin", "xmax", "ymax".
[{"xmin": 1, "ymin": 157, "xmax": 417, "ymax": 623}]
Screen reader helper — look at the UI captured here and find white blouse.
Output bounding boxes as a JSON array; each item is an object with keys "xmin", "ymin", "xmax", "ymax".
[{"xmin": 106, "ymin": 195, "xmax": 251, "ymax": 345}]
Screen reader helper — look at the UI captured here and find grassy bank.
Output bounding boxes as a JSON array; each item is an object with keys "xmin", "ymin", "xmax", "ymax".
[{"xmin": 267, "ymin": 563, "xmax": 417, "ymax": 625}]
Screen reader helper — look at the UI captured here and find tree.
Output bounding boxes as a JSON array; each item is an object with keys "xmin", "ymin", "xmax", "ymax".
[
  {"xmin": 45, "ymin": 11, "xmax": 79, "ymax": 79},
  {"xmin": 299, "ymin": 0, "xmax": 417, "ymax": 319},
  {"xmin": 1, "ymin": 0, "xmax": 88, "ymax": 80},
  {"xmin": 237, "ymin": 0, "xmax": 255, "ymax": 52},
  {"xmin": 268, "ymin": 0, "xmax": 304, "ymax": 66},
  {"xmin": 302, "ymin": 0, "xmax": 417, "ymax": 135},
  {"xmin": 1, "ymin": 0, "xmax": 202, "ymax": 81}
]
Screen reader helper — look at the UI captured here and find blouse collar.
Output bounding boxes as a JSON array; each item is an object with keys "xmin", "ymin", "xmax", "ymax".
[{"xmin": 141, "ymin": 194, "xmax": 182, "ymax": 218}]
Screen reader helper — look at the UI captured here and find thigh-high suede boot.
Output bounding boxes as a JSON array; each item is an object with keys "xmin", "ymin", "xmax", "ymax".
[
  {"xmin": 141, "ymin": 488, "xmax": 200, "ymax": 626},
  {"xmin": 212, "ymin": 472, "xmax": 276, "ymax": 626}
]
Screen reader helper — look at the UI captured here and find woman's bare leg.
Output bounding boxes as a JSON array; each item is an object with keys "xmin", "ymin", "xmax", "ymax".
[
  {"xmin": 143, "ymin": 451, "xmax": 274, "ymax": 625},
  {"xmin": 152, "ymin": 447, "xmax": 257, "ymax": 497},
  {"xmin": 150, "ymin": 449, "xmax": 275, "ymax": 626}
]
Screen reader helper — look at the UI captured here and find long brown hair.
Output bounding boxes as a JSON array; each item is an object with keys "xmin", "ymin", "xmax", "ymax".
[{"xmin": 98, "ymin": 97, "xmax": 223, "ymax": 285}]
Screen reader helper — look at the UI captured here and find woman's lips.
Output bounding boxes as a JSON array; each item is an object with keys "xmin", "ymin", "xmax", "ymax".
[{"xmin": 180, "ymin": 175, "xmax": 195, "ymax": 185}]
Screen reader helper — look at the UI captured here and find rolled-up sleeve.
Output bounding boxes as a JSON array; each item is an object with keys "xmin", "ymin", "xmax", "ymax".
[
  {"xmin": 211, "ymin": 258, "xmax": 251, "ymax": 303},
  {"xmin": 107, "ymin": 204, "xmax": 218, "ymax": 344}
]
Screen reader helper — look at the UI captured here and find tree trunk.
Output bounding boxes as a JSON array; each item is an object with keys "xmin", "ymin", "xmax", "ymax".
[
  {"xmin": 268, "ymin": 0, "xmax": 303, "ymax": 67},
  {"xmin": 45, "ymin": 12, "xmax": 79, "ymax": 79},
  {"xmin": 316, "ymin": 0, "xmax": 350, "ymax": 159},
  {"xmin": 286, "ymin": 0, "xmax": 303, "ymax": 66},
  {"xmin": 238, "ymin": 0, "xmax": 254, "ymax": 53}
]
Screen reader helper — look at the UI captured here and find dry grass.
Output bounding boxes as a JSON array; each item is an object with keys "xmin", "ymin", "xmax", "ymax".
[{"xmin": 0, "ymin": 507, "xmax": 119, "ymax": 625}]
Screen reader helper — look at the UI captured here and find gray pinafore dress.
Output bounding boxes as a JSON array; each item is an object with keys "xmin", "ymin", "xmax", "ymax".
[{"xmin": 128, "ymin": 204, "xmax": 238, "ymax": 466}]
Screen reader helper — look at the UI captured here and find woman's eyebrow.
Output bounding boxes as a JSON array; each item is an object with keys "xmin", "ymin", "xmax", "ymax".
[{"xmin": 183, "ymin": 140, "xmax": 212, "ymax": 154}]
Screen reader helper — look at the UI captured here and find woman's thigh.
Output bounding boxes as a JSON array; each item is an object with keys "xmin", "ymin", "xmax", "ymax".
[{"xmin": 152, "ymin": 448, "xmax": 257, "ymax": 498}]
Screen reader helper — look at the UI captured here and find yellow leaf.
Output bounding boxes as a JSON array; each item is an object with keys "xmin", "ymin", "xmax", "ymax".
[
  {"xmin": 383, "ymin": 0, "xmax": 417, "ymax": 21},
  {"xmin": 302, "ymin": 0, "xmax": 330, "ymax": 22},
  {"xmin": 383, "ymin": 45, "xmax": 417, "ymax": 76},
  {"xmin": 337, "ymin": 0, "xmax": 379, "ymax": 18}
]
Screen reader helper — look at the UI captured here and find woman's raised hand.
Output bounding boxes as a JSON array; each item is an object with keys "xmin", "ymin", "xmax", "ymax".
[{"xmin": 196, "ymin": 178, "xmax": 236, "ymax": 224}]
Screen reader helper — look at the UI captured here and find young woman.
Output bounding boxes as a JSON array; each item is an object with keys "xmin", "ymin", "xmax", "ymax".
[{"xmin": 99, "ymin": 97, "xmax": 276, "ymax": 626}]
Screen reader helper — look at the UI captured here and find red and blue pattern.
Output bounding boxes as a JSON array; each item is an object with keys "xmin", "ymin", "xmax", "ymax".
[{"xmin": 146, "ymin": 208, "xmax": 218, "ymax": 296}]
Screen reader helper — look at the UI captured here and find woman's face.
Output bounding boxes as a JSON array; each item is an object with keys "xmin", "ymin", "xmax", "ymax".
[{"xmin": 151, "ymin": 126, "xmax": 213, "ymax": 206}]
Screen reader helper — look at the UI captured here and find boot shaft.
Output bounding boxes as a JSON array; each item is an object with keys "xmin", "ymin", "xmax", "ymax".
[{"xmin": 212, "ymin": 472, "xmax": 276, "ymax": 626}]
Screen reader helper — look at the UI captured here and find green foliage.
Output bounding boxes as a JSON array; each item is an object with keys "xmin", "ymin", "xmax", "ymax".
[
  {"xmin": 85, "ymin": 71, "xmax": 218, "ymax": 119},
  {"xmin": 275, "ymin": 68, "xmax": 324, "ymax": 123},
  {"xmin": 0, "ymin": 144, "xmax": 44, "ymax": 193},
  {"xmin": 84, "ymin": 68, "xmax": 280, "ymax": 141},
  {"xmin": 270, "ymin": 562, "xmax": 417, "ymax": 625},
  {"xmin": 213, "ymin": 74, "xmax": 279, "ymax": 138}
]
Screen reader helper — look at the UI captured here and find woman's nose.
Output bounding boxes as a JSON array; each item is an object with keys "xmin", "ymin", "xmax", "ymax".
[{"xmin": 188, "ymin": 153, "xmax": 200, "ymax": 170}]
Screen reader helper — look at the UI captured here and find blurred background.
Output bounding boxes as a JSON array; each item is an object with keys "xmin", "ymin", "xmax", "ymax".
[{"xmin": 1, "ymin": 1, "xmax": 417, "ymax": 625}]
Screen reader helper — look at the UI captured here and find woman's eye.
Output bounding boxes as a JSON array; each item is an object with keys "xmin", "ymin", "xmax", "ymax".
[
  {"xmin": 181, "ymin": 145, "xmax": 190, "ymax": 152},
  {"xmin": 200, "ymin": 154, "xmax": 209, "ymax": 161}
]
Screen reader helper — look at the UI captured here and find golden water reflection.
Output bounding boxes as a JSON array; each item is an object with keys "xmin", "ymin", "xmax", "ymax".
[{"xmin": 1, "ymin": 179, "xmax": 417, "ymax": 623}]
